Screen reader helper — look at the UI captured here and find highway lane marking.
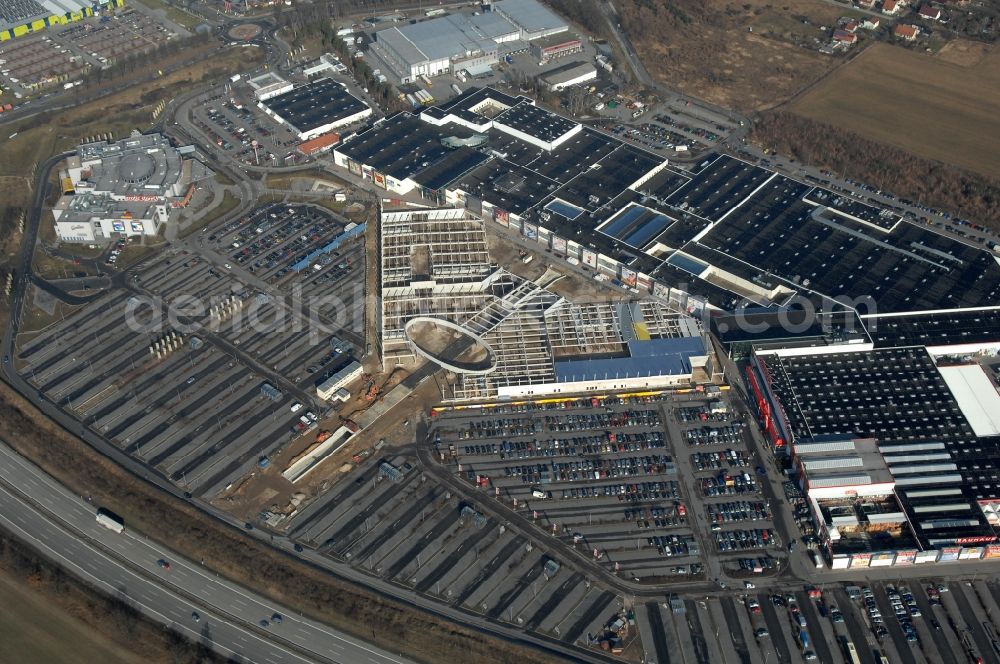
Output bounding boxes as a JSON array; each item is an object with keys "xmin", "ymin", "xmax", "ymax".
[
  {"xmin": 0, "ymin": 445, "xmax": 412, "ymax": 664},
  {"xmin": 0, "ymin": 493, "xmax": 317, "ymax": 664}
]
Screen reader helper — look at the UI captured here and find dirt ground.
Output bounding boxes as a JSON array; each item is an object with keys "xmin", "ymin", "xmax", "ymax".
[
  {"xmin": 788, "ymin": 42, "xmax": 1000, "ymax": 178},
  {"xmin": 621, "ymin": 0, "xmax": 856, "ymax": 111},
  {"xmin": 935, "ymin": 38, "xmax": 991, "ymax": 66},
  {"xmin": 0, "ymin": 570, "xmax": 147, "ymax": 664}
]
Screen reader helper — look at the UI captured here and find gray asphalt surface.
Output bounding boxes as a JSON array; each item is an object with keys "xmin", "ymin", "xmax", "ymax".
[{"xmin": 0, "ymin": 439, "xmax": 412, "ymax": 664}]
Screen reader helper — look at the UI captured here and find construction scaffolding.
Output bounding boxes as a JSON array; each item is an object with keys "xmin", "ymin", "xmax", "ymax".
[{"xmin": 377, "ymin": 207, "xmax": 709, "ymax": 402}]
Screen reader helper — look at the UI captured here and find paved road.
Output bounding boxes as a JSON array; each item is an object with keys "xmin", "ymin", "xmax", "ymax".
[{"xmin": 0, "ymin": 440, "xmax": 412, "ymax": 664}]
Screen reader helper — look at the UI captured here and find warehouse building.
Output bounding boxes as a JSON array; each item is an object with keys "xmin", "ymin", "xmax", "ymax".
[
  {"xmin": 370, "ymin": 0, "xmax": 566, "ymax": 82},
  {"xmin": 747, "ymin": 344, "xmax": 1000, "ymax": 556},
  {"xmin": 258, "ymin": 78, "xmax": 372, "ymax": 141},
  {"xmin": 540, "ymin": 61, "xmax": 597, "ymax": 90},
  {"xmin": 0, "ymin": 0, "xmax": 121, "ymax": 41},
  {"xmin": 493, "ymin": 0, "xmax": 568, "ymax": 40},
  {"xmin": 529, "ymin": 32, "xmax": 582, "ymax": 61},
  {"xmin": 53, "ymin": 131, "xmax": 212, "ymax": 242},
  {"xmin": 371, "ymin": 12, "xmax": 516, "ymax": 82}
]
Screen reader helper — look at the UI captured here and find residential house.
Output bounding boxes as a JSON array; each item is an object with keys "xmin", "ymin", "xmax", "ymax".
[
  {"xmin": 862, "ymin": 16, "xmax": 882, "ymax": 28},
  {"xmin": 858, "ymin": 0, "xmax": 876, "ymax": 7},
  {"xmin": 833, "ymin": 29, "xmax": 859, "ymax": 44},
  {"xmin": 918, "ymin": 4, "xmax": 942, "ymax": 19},
  {"xmin": 882, "ymin": 0, "xmax": 903, "ymax": 14},
  {"xmin": 894, "ymin": 23, "xmax": 920, "ymax": 39},
  {"xmin": 843, "ymin": 21, "xmax": 860, "ymax": 32}
]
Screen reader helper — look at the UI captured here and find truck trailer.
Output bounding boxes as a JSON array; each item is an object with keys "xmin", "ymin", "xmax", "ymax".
[{"xmin": 96, "ymin": 507, "xmax": 125, "ymax": 534}]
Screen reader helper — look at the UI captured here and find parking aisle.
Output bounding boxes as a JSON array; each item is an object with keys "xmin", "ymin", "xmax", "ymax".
[
  {"xmin": 719, "ymin": 596, "xmax": 756, "ymax": 664},
  {"xmin": 794, "ymin": 591, "xmax": 840, "ymax": 663},
  {"xmin": 910, "ymin": 584, "xmax": 958, "ymax": 664},
  {"xmin": 642, "ymin": 602, "xmax": 673, "ymax": 664},
  {"xmin": 676, "ymin": 600, "xmax": 705, "ymax": 664},
  {"xmin": 758, "ymin": 594, "xmax": 794, "ymax": 664},
  {"xmin": 950, "ymin": 582, "xmax": 1000, "ymax": 664},
  {"xmin": 872, "ymin": 584, "xmax": 917, "ymax": 664},
  {"xmin": 707, "ymin": 598, "xmax": 741, "ymax": 664}
]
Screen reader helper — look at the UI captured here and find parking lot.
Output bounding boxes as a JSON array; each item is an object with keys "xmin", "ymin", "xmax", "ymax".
[
  {"xmin": 14, "ymin": 200, "xmax": 367, "ymax": 500},
  {"xmin": 0, "ymin": 10, "xmax": 176, "ymax": 94},
  {"xmin": 285, "ymin": 450, "xmax": 631, "ymax": 650},
  {"xmin": 59, "ymin": 10, "xmax": 174, "ymax": 64},
  {"xmin": 425, "ymin": 391, "xmax": 782, "ymax": 584},
  {"xmin": 15, "ymin": 288, "xmax": 319, "ymax": 498},
  {"xmin": 191, "ymin": 92, "xmax": 302, "ymax": 166}
]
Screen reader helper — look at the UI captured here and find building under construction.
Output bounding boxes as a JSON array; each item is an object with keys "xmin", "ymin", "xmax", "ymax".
[{"xmin": 378, "ymin": 207, "xmax": 715, "ymax": 401}]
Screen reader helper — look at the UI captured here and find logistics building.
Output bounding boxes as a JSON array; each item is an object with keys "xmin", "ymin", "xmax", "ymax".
[
  {"xmin": 258, "ymin": 78, "xmax": 372, "ymax": 141},
  {"xmin": 368, "ymin": 0, "xmax": 566, "ymax": 82},
  {"xmin": 53, "ymin": 131, "xmax": 212, "ymax": 242},
  {"xmin": 0, "ymin": 0, "xmax": 122, "ymax": 41},
  {"xmin": 540, "ymin": 61, "xmax": 597, "ymax": 90}
]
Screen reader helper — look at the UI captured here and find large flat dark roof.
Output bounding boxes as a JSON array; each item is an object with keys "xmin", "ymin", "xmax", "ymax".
[
  {"xmin": 758, "ymin": 347, "xmax": 974, "ymax": 445},
  {"xmin": 263, "ymin": 78, "xmax": 368, "ymax": 134},
  {"xmin": 496, "ymin": 101, "xmax": 579, "ymax": 143},
  {"xmin": 867, "ymin": 308, "xmax": 1000, "ymax": 349}
]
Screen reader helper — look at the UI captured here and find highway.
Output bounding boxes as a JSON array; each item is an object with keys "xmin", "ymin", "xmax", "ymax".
[{"xmin": 0, "ymin": 439, "xmax": 413, "ymax": 664}]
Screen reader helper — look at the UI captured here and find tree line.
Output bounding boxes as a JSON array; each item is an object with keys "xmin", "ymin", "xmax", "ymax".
[{"xmin": 752, "ymin": 110, "xmax": 1000, "ymax": 227}]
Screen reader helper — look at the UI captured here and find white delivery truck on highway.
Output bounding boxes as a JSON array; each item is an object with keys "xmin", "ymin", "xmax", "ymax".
[{"xmin": 96, "ymin": 507, "xmax": 125, "ymax": 534}]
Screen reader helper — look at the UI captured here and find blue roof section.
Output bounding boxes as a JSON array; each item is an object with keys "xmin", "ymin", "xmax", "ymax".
[
  {"xmin": 554, "ymin": 336, "xmax": 705, "ymax": 382},
  {"xmin": 545, "ymin": 198, "xmax": 584, "ymax": 220},
  {"xmin": 600, "ymin": 203, "xmax": 674, "ymax": 249}
]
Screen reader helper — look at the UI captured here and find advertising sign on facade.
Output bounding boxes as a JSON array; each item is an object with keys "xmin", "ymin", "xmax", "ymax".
[
  {"xmin": 494, "ymin": 208, "xmax": 509, "ymax": 227},
  {"xmin": 523, "ymin": 223, "xmax": 538, "ymax": 241},
  {"xmin": 361, "ymin": 165, "xmax": 372, "ymax": 179},
  {"xmin": 130, "ymin": 222, "xmax": 144, "ymax": 233},
  {"xmin": 939, "ymin": 546, "xmax": 961, "ymax": 562},
  {"xmin": 984, "ymin": 544, "xmax": 1000, "ymax": 559},
  {"xmin": 620, "ymin": 267, "xmax": 638, "ymax": 288},
  {"xmin": 870, "ymin": 553, "xmax": 895, "ymax": 567},
  {"xmin": 894, "ymin": 550, "xmax": 917, "ymax": 565},
  {"xmin": 914, "ymin": 550, "xmax": 940, "ymax": 563},
  {"xmin": 112, "ymin": 221, "xmax": 126, "ymax": 232},
  {"xmin": 347, "ymin": 158, "xmax": 362, "ymax": 176},
  {"xmin": 373, "ymin": 172, "xmax": 386, "ymax": 189},
  {"xmin": 653, "ymin": 281, "xmax": 670, "ymax": 300},
  {"xmin": 959, "ymin": 546, "xmax": 985, "ymax": 560},
  {"xmin": 582, "ymin": 249, "xmax": 597, "ymax": 268},
  {"xmin": 849, "ymin": 552, "xmax": 871, "ymax": 568},
  {"xmin": 552, "ymin": 236, "xmax": 567, "ymax": 255}
]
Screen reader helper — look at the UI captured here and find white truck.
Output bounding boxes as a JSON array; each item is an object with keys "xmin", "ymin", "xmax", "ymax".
[{"xmin": 96, "ymin": 507, "xmax": 125, "ymax": 534}]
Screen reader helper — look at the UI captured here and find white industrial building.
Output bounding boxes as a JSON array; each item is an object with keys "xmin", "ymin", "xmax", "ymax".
[
  {"xmin": 316, "ymin": 361, "xmax": 364, "ymax": 400},
  {"xmin": 259, "ymin": 78, "xmax": 372, "ymax": 141},
  {"xmin": 493, "ymin": 0, "xmax": 569, "ymax": 40},
  {"xmin": 369, "ymin": 0, "xmax": 566, "ymax": 82},
  {"xmin": 247, "ymin": 72, "xmax": 293, "ymax": 101},
  {"xmin": 540, "ymin": 61, "xmax": 597, "ymax": 90},
  {"xmin": 53, "ymin": 131, "xmax": 212, "ymax": 243}
]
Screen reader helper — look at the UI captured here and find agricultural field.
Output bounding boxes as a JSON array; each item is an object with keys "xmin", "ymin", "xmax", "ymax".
[
  {"xmin": 788, "ymin": 42, "xmax": 1000, "ymax": 178},
  {"xmin": 0, "ymin": 571, "xmax": 145, "ymax": 664}
]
